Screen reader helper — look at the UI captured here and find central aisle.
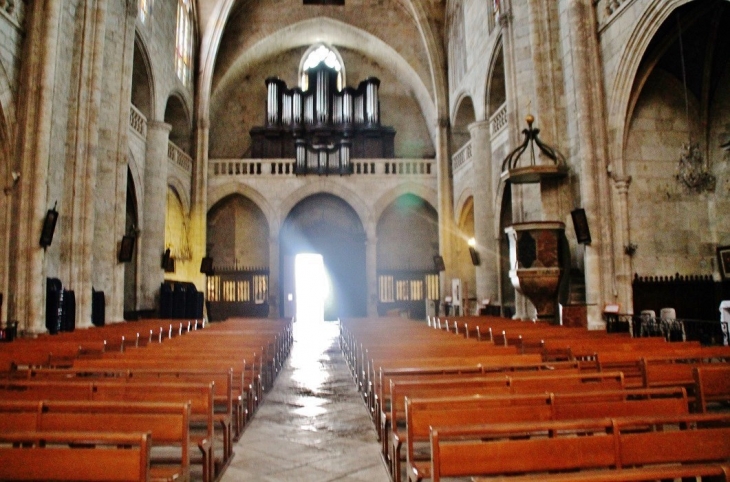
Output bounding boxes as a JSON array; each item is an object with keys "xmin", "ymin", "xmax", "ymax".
[{"xmin": 221, "ymin": 320, "xmax": 390, "ymax": 482}]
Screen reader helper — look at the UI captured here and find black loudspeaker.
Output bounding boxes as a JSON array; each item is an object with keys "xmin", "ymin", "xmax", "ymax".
[
  {"xmin": 468, "ymin": 247, "xmax": 481, "ymax": 266},
  {"xmin": 200, "ymin": 257, "xmax": 214, "ymax": 275},
  {"xmin": 161, "ymin": 248, "xmax": 171, "ymax": 269},
  {"xmin": 118, "ymin": 235, "xmax": 135, "ymax": 263},
  {"xmin": 571, "ymin": 208, "xmax": 592, "ymax": 245},
  {"xmin": 39, "ymin": 205, "xmax": 59, "ymax": 248},
  {"xmin": 433, "ymin": 255, "xmax": 446, "ymax": 272}
]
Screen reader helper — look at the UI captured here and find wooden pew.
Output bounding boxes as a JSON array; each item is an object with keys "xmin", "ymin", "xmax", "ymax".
[
  {"xmin": 473, "ymin": 464, "xmax": 730, "ymax": 482},
  {"xmin": 0, "ymin": 400, "xmax": 190, "ymax": 482},
  {"xmin": 401, "ymin": 387, "xmax": 689, "ymax": 482},
  {"xmin": 0, "ymin": 431, "xmax": 152, "ymax": 481},
  {"xmin": 426, "ymin": 413, "xmax": 730, "ymax": 482},
  {"xmin": 0, "ymin": 380, "xmax": 219, "ymax": 482},
  {"xmin": 695, "ymin": 365, "xmax": 730, "ymax": 412},
  {"xmin": 385, "ymin": 371, "xmax": 625, "ymax": 475}
]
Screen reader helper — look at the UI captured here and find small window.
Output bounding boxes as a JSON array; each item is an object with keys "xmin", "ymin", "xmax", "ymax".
[
  {"xmin": 300, "ymin": 44, "xmax": 344, "ymax": 91},
  {"xmin": 139, "ymin": 0, "xmax": 153, "ymax": 23},
  {"xmin": 175, "ymin": 0, "xmax": 194, "ymax": 87}
]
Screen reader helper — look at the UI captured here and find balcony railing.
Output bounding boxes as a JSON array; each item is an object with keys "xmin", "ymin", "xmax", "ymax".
[
  {"xmin": 129, "ymin": 105, "xmax": 147, "ymax": 139},
  {"xmin": 168, "ymin": 142, "xmax": 192, "ymax": 173},
  {"xmin": 490, "ymin": 103, "xmax": 508, "ymax": 136},
  {"xmin": 452, "ymin": 141, "xmax": 472, "ymax": 173},
  {"xmin": 209, "ymin": 158, "xmax": 434, "ymax": 178}
]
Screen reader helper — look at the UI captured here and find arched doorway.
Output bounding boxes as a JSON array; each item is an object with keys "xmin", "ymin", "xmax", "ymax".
[
  {"xmin": 123, "ymin": 169, "xmax": 139, "ymax": 320},
  {"xmin": 280, "ymin": 194, "xmax": 367, "ymax": 321},
  {"xmin": 376, "ymin": 194, "xmax": 439, "ymax": 318}
]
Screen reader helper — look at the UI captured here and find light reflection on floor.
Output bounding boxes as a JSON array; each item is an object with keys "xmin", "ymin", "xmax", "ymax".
[{"xmin": 220, "ymin": 319, "xmax": 389, "ymax": 482}]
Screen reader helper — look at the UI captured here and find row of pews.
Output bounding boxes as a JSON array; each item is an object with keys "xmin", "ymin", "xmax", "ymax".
[
  {"xmin": 340, "ymin": 315, "xmax": 730, "ymax": 482},
  {"xmin": 0, "ymin": 317, "xmax": 293, "ymax": 482}
]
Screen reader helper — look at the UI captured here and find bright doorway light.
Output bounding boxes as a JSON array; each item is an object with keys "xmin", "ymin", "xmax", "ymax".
[{"xmin": 295, "ymin": 253, "xmax": 329, "ymax": 323}]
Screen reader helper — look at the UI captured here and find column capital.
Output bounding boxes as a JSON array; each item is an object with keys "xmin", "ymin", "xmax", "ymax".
[
  {"xmin": 147, "ymin": 120, "xmax": 172, "ymax": 133},
  {"xmin": 611, "ymin": 174, "xmax": 632, "ymax": 194},
  {"xmin": 467, "ymin": 120, "xmax": 491, "ymax": 136}
]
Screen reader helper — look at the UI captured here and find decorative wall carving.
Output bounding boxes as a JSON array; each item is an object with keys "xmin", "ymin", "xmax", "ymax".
[{"xmin": 676, "ymin": 143, "xmax": 715, "ymax": 193}]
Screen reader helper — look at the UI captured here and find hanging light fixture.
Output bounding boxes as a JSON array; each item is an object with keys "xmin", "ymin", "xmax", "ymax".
[{"xmin": 674, "ymin": 14, "xmax": 715, "ymax": 193}]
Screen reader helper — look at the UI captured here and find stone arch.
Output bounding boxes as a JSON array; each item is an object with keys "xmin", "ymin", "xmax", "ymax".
[
  {"xmin": 210, "ymin": 17, "xmax": 437, "ymax": 146},
  {"xmin": 485, "ymin": 36, "xmax": 506, "ymax": 120},
  {"xmin": 454, "ymin": 195, "xmax": 476, "ymax": 302},
  {"xmin": 206, "ymin": 182, "xmax": 276, "ymax": 234},
  {"xmin": 165, "ymin": 185, "xmax": 190, "ymax": 260},
  {"xmin": 278, "ymin": 181, "xmax": 371, "ymax": 237},
  {"xmin": 164, "ymin": 92, "xmax": 193, "ymax": 156},
  {"xmin": 454, "ymin": 186, "xmax": 475, "ymax": 228},
  {"xmin": 607, "ymin": 0, "xmax": 695, "ymax": 166},
  {"xmin": 167, "ymin": 177, "xmax": 190, "ymax": 215},
  {"xmin": 371, "ymin": 184, "xmax": 438, "ymax": 229},
  {"xmin": 132, "ymin": 32, "xmax": 156, "ymax": 120},
  {"xmin": 451, "ymin": 94, "xmax": 476, "ymax": 156},
  {"xmin": 196, "ymin": 0, "xmax": 449, "ymax": 136},
  {"xmin": 280, "ymin": 193, "xmax": 367, "ymax": 319},
  {"xmin": 127, "ymin": 149, "xmax": 144, "ymax": 225},
  {"xmin": 207, "ymin": 193, "xmax": 270, "ymax": 269}
]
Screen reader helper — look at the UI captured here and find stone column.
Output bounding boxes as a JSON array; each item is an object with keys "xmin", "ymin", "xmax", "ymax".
[
  {"xmin": 63, "ymin": 0, "xmax": 108, "ymax": 329},
  {"xmin": 366, "ymin": 235, "xmax": 378, "ymax": 317},
  {"xmin": 612, "ymin": 175, "xmax": 633, "ymax": 313},
  {"xmin": 9, "ymin": 0, "xmax": 63, "ymax": 333},
  {"xmin": 189, "ymin": 120, "xmax": 209, "ymax": 296},
  {"xmin": 268, "ymin": 230, "xmax": 280, "ymax": 318},
  {"xmin": 139, "ymin": 121, "xmax": 171, "ymax": 312},
  {"xmin": 567, "ymin": 0, "xmax": 613, "ymax": 328},
  {"xmin": 436, "ymin": 117, "xmax": 455, "ymax": 297},
  {"xmin": 468, "ymin": 120, "xmax": 499, "ymax": 304}
]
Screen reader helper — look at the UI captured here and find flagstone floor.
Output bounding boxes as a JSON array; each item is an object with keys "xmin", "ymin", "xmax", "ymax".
[{"xmin": 220, "ymin": 319, "xmax": 390, "ymax": 482}]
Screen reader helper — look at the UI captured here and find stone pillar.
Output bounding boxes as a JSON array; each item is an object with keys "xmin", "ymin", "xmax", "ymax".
[
  {"xmin": 139, "ymin": 121, "xmax": 171, "ymax": 312},
  {"xmin": 189, "ymin": 120, "xmax": 209, "ymax": 296},
  {"xmin": 268, "ymin": 230, "xmax": 280, "ymax": 318},
  {"xmin": 366, "ymin": 235, "xmax": 378, "ymax": 317},
  {"xmin": 9, "ymin": 0, "xmax": 63, "ymax": 333},
  {"xmin": 567, "ymin": 0, "xmax": 613, "ymax": 328},
  {"xmin": 612, "ymin": 175, "xmax": 633, "ymax": 313},
  {"xmin": 468, "ymin": 120, "xmax": 499, "ymax": 304},
  {"xmin": 62, "ymin": 0, "xmax": 108, "ymax": 329},
  {"xmin": 436, "ymin": 117, "xmax": 455, "ymax": 297}
]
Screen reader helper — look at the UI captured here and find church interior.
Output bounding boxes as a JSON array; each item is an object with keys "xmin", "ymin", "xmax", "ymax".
[{"xmin": 0, "ymin": 0, "xmax": 730, "ymax": 480}]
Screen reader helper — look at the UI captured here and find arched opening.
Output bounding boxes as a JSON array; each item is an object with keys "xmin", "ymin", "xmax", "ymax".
[
  {"xmin": 376, "ymin": 194, "xmax": 440, "ymax": 319},
  {"xmin": 486, "ymin": 46, "xmax": 506, "ymax": 118},
  {"xmin": 624, "ymin": 0, "xmax": 730, "ymax": 320},
  {"xmin": 498, "ymin": 184, "xmax": 515, "ymax": 318},
  {"xmin": 123, "ymin": 169, "xmax": 139, "ymax": 320},
  {"xmin": 164, "ymin": 186, "xmax": 189, "ymax": 278},
  {"xmin": 456, "ymin": 197, "xmax": 476, "ymax": 310},
  {"xmin": 206, "ymin": 194, "xmax": 270, "ymax": 320},
  {"xmin": 280, "ymin": 194, "xmax": 366, "ymax": 321},
  {"xmin": 164, "ymin": 94, "xmax": 192, "ymax": 155},
  {"xmin": 132, "ymin": 37, "xmax": 153, "ymax": 119},
  {"xmin": 299, "ymin": 43, "xmax": 345, "ymax": 91}
]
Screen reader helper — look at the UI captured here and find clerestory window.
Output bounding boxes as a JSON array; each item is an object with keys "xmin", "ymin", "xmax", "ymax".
[
  {"xmin": 175, "ymin": 0, "xmax": 194, "ymax": 87},
  {"xmin": 139, "ymin": 0, "xmax": 153, "ymax": 23},
  {"xmin": 300, "ymin": 44, "xmax": 345, "ymax": 91}
]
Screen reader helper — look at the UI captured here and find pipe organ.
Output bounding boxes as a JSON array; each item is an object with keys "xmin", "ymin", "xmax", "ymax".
[{"xmin": 250, "ymin": 63, "xmax": 395, "ymax": 175}]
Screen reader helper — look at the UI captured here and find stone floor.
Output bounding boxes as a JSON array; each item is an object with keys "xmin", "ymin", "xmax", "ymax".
[{"xmin": 221, "ymin": 319, "xmax": 390, "ymax": 482}]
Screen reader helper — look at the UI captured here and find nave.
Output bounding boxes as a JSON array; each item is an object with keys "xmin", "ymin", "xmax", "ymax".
[{"xmin": 221, "ymin": 320, "xmax": 389, "ymax": 482}]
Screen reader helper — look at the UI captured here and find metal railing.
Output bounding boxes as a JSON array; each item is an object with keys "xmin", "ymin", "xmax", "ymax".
[{"xmin": 604, "ymin": 312, "xmax": 729, "ymax": 346}]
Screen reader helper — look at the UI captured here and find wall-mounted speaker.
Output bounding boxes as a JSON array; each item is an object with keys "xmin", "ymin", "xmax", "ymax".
[
  {"xmin": 571, "ymin": 208, "xmax": 592, "ymax": 245},
  {"xmin": 433, "ymin": 255, "xmax": 445, "ymax": 272},
  {"xmin": 161, "ymin": 248, "xmax": 171, "ymax": 270},
  {"xmin": 200, "ymin": 257, "xmax": 214, "ymax": 275},
  {"xmin": 118, "ymin": 235, "xmax": 136, "ymax": 263},
  {"xmin": 39, "ymin": 205, "xmax": 59, "ymax": 248},
  {"xmin": 468, "ymin": 247, "xmax": 481, "ymax": 266}
]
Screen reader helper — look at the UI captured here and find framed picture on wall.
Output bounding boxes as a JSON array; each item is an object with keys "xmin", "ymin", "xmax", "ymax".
[{"xmin": 718, "ymin": 246, "xmax": 730, "ymax": 280}]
